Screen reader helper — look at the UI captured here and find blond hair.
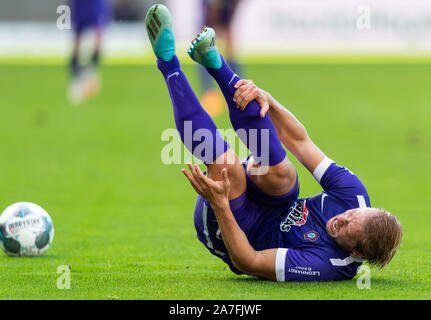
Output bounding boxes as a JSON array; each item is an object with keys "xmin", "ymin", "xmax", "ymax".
[{"xmin": 355, "ymin": 209, "xmax": 403, "ymax": 269}]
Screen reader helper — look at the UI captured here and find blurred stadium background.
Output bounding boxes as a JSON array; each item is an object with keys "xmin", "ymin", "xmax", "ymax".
[
  {"xmin": 2, "ymin": 0, "xmax": 431, "ymax": 63},
  {"xmin": 0, "ymin": 0, "xmax": 430, "ymax": 299}
]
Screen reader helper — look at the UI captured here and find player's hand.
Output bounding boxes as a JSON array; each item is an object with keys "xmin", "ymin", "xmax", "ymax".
[
  {"xmin": 181, "ymin": 163, "xmax": 230, "ymax": 209},
  {"xmin": 233, "ymin": 79, "xmax": 270, "ymax": 118}
]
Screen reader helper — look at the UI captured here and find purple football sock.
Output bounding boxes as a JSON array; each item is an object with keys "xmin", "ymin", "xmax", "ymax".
[
  {"xmin": 157, "ymin": 56, "xmax": 229, "ymax": 165},
  {"xmin": 206, "ymin": 55, "xmax": 286, "ymax": 166}
]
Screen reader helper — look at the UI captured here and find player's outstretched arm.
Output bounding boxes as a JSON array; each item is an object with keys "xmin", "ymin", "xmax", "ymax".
[
  {"xmin": 233, "ymin": 80, "xmax": 326, "ymax": 174},
  {"xmin": 182, "ymin": 163, "xmax": 277, "ymax": 280}
]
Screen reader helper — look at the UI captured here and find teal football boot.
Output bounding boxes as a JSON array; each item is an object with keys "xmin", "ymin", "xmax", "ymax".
[
  {"xmin": 145, "ymin": 4, "xmax": 175, "ymax": 61},
  {"xmin": 188, "ymin": 27, "xmax": 222, "ymax": 69}
]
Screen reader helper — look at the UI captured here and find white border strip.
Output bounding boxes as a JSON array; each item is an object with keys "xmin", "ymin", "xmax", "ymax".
[
  {"xmin": 330, "ymin": 254, "xmax": 364, "ymax": 266},
  {"xmin": 202, "ymin": 203, "xmax": 213, "ymax": 250},
  {"xmin": 202, "ymin": 203, "xmax": 226, "ymax": 257},
  {"xmin": 357, "ymin": 195, "xmax": 367, "ymax": 208},
  {"xmin": 313, "ymin": 157, "xmax": 334, "ymax": 183},
  {"xmin": 275, "ymin": 248, "xmax": 288, "ymax": 282}
]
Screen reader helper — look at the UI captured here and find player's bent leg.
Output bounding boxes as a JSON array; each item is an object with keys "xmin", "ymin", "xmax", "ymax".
[
  {"xmin": 189, "ymin": 28, "xmax": 285, "ymax": 166},
  {"xmin": 146, "ymin": 5, "xmax": 246, "ymax": 200},
  {"xmin": 189, "ymin": 27, "xmax": 296, "ymax": 198},
  {"xmin": 246, "ymin": 156, "xmax": 297, "ymax": 197},
  {"xmin": 207, "ymin": 148, "xmax": 246, "ymax": 200}
]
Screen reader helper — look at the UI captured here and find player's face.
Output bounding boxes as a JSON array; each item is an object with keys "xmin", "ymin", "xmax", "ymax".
[{"xmin": 326, "ymin": 208, "xmax": 374, "ymax": 253}]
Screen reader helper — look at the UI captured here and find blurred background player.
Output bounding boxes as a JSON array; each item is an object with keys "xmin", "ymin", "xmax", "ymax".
[
  {"xmin": 68, "ymin": 0, "xmax": 112, "ymax": 104},
  {"xmin": 199, "ymin": 0, "xmax": 241, "ymax": 117}
]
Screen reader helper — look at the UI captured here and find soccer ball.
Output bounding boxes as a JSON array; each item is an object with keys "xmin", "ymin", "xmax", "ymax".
[{"xmin": 0, "ymin": 202, "xmax": 54, "ymax": 257}]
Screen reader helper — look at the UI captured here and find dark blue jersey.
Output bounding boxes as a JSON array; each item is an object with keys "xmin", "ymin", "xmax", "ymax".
[
  {"xmin": 274, "ymin": 158, "xmax": 370, "ymax": 281},
  {"xmin": 194, "ymin": 157, "xmax": 371, "ymax": 281}
]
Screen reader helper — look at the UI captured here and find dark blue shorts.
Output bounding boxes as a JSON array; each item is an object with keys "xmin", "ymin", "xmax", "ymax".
[
  {"xmin": 70, "ymin": 0, "xmax": 111, "ymax": 34},
  {"xmin": 202, "ymin": 0, "xmax": 239, "ymax": 25},
  {"xmin": 193, "ymin": 162, "xmax": 300, "ymax": 274}
]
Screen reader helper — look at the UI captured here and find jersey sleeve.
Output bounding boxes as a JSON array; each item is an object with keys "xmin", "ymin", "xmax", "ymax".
[
  {"xmin": 312, "ymin": 157, "xmax": 370, "ymax": 205},
  {"xmin": 275, "ymin": 248, "xmax": 335, "ymax": 282}
]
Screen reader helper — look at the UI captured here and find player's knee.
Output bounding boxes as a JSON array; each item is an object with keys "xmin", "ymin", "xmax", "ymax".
[
  {"xmin": 211, "ymin": 151, "xmax": 240, "ymax": 174},
  {"xmin": 208, "ymin": 149, "xmax": 241, "ymax": 176},
  {"xmin": 207, "ymin": 150, "xmax": 246, "ymax": 199},
  {"xmin": 271, "ymin": 160, "xmax": 295, "ymax": 181},
  {"xmin": 249, "ymin": 157, "xmax": 294, "ymax": 181}
]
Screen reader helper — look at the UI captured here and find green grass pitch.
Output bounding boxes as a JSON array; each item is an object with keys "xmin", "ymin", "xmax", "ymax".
[{"xmin": 0, "ymin": 62, "xmax": 430, "ymax": 299}]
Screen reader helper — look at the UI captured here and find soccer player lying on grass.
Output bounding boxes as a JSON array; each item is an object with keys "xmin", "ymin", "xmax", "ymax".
[{"xmin": 145, "ymin": 4, "xmax": 403, "ymax": 282}]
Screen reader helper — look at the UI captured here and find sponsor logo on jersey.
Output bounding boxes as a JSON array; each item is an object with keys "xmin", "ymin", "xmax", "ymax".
[
  {"xmin": 287, "ymin": 266, "xmax": 321, "ymax": 277},
  {"xmin": 280, "ymin": 200, "xmax": 309, "ymax": 232},
  {"xmin": 304, "ymin": 230, "xmax": 320, "ymax": 241}
]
